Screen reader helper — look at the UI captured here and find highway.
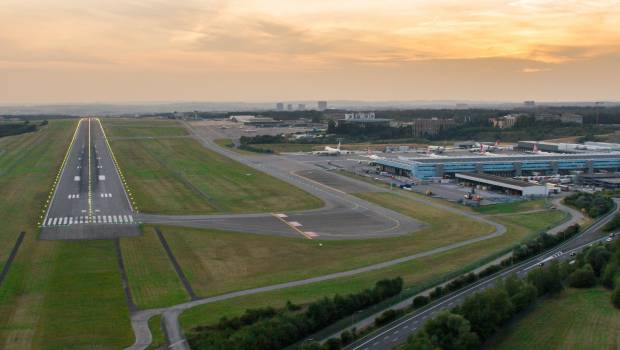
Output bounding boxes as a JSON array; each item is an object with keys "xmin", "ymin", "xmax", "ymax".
[
  {"xmin": 40, "ymin": 117, "xmax": 139, "ymax": 240},
  {"xmin": 344, "ymin": 199, "xmax": 619, "ymax": 350}
]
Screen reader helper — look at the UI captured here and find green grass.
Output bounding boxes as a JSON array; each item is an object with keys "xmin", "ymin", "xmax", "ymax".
[
  {"xmin": 475, "ymin": 198, "xmax": 549, "ymax": 215},
  {"xmin": 104, "ymin": 120, "xmax": 323, "ymax": 214},
  {"xmin": 0, "ymin": 120, "xmax": 134, "ymax": 349},
  {"xmin": 147, "ymin": 315, "xmax": 165, "ymax": 350},
  {"xmin": 104, "ymin": 118, "xmax": 188, "ymax": 138},
  {"xmin": 178, "ymin": 207, "xmax": 566, "ymax": 332},
  {"xmin": 120, "ymin": 227, "xmax": 190, "ymax": 308},
  {"xmin": 0, "ymin": 120, "xmax": 74, "ymax": 263},
  {"xmin": 30, "ymin": 241, "xmax": 133, "ymax": 349},
  {"xmin": 485, "ymin": 288, "xmax": 620, "ymax": 350},
  {"xmin": 158, "ymin": 191, "xmax": 495, "ymax": 297}
]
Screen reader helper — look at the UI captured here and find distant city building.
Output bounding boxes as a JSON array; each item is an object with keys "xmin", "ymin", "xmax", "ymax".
[
  {"xmin": 318, "ymin": 101, "xmax": 328, "ymax": 111},
  {"xmin": 408, "ymin": 118, "xmax": 456, "ymax": 137},
  {"xmin": 343, "ymin": 111, "xmax": 376, "ymax": 121},
  {"xmin": 298, "ymin": 104, "xmax": 306, "ymax": 110},
  {"xmin": 276, "ymin": 103, "xmax": 284, "ymax": 111},
  {"xmin": 287, "ymin": 104, "xmax": 293, "ymax": 111},
  {"xmin": 336, "ymin": 111, "xmax": 391, "ymax": 127},
  {"xmin": 489, "ymin": 114, "xmax": 520, "ymax": 129},
  {"xmin": 535, "ymin": 113, "xmax": 583, "ymax": 124},
  {"xmin": 524, "ymin": 100, "xmax": 536, "ymax": 107}
]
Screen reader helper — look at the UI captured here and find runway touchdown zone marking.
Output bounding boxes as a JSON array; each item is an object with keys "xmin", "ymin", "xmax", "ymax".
[{"xmin": 42, "ymin": 214, "xmax": 135, "ymax": 227}]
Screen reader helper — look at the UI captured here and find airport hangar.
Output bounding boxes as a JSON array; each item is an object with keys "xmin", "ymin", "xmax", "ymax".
[{"xmin": 375, "ymin": 153, "xmax": 620, "ymax": 194}]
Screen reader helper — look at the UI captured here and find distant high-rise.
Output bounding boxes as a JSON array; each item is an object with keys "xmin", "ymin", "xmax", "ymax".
[
  {"xmin": 524, "ymin": 100, "xmax": 536, "ymax": 107},
  {"xmin": 318, "ymin": 101, "xmax": 327, "ymax": 111},
  {"xmin": 298, "ymin": 104, "xmax": 306, "ymax": 110},
  {"xmin": 276, "ymin": 102, "xmax": 284, "ymax": 111},
  {"xmin": 287, "ymin": 104, "xmax": 293, "ymax": 111}
]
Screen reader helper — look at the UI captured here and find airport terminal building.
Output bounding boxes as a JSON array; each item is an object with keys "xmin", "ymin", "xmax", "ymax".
[{"xmin": 375, "ymin": 153, "xmax": 620, "ymax": 180}]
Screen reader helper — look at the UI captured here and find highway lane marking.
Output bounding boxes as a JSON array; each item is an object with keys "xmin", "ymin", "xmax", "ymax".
[{"xmin": 271, "ymin": 213, "xmax": 314, "ymax": 240}]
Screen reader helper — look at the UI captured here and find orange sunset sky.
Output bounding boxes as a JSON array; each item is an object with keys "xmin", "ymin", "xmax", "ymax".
[{"xmin": 1, "ymin": 0, "xmax": 619, "ymax": 103}]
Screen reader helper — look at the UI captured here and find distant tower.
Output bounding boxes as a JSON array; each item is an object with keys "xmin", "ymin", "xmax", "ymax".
[
  {"xmin": 276, "ymin": 102, "xmax": 284, "ymax": 111},
  {"xmin": 298, "ymin": 104, "xmax": 306, "ymax": 111},
  {"xmin": 524, "ymin": 100, "xmax": 536, "ymax": 108},
  {"xmin": 318, "ymin": 101, "xmax": 328, "ymax": 111},
  {"xmin": 287, "ymin": 104, "xmax": 293, "ymax": 111}
]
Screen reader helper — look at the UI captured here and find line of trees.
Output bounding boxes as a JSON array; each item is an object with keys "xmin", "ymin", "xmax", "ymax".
[
  {"xmin": 0, "ymin": 122, "xmax": 37, "ymax": 138},
  {"xmin": 564, "ymin": 192, "xmax": 614, "ymax": 218},
  {"xmin": 186, "ymin": 278, "xmax": 403, "ymax": 350},
  {"xmin": 404, "ymin": 238, "xmax": 620, "ymax": 350}
]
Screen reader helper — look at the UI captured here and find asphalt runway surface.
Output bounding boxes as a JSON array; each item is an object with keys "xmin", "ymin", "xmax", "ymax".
[{"xmin": 40, "ymin": 118, "xmax": 139, "ymax": 240}]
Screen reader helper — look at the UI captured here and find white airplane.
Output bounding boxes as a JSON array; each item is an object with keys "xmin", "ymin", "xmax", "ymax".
[{"xmin": 313, "ymin": 141, "xmax": 352, "ymax": 156}]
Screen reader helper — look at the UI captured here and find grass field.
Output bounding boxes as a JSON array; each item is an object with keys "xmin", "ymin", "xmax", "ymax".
[
  {"xmin": 147, "ymin": 315, "xmax": 165, "ymax": 350},
  {"xmin": 104, "ymin": 118, "xmax": 188, "ymax": 138},
  {"xmin": 103, "ymin": 120, "xmax": 323, "ymax": 214},
  {"xmin": 120, "ymin": 227, "xmax": 189, "ymax": 308},
  {"xmin": 475, "ymin": 198, "xmax": 549, "ymax": 215},
  {"xmin": 178, "ymin": 206, "xmax": 566, "ymax": 331},
  {"xmin": 485, "ymin": 288, "xmax": 620, "ymax": 350},
  {"xmin": 0, "ymin": 120, "xmax": 134, "ymax": 349},
  {"xmin": 155, "ymin": 191, "xmax": 498, "ymax": 297}
]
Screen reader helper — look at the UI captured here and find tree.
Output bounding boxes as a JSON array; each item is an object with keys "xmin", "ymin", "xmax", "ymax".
[
  {"xmin": 587, "ymin": 246, "xmax": 612, "ymax": 276},
  {"xmin": 404, "ymin": 331, "xmax": 435, "ymax": 350},
  {"xmin": 568, "ymin": 265, "xmax": 597, "ymax": 288},
  {"xmin": 326, "ymin": 119, "xmax": 337, "ymax": 134},
  {"xmin": 612, "ymin": 282, "xmax": 620, "ymax": 309},
  {"xmin": 527, "ymin": 261, "xmax": 564, "ymax": 296},
  {"xmin": 423, "ymin": 312, "xmax": 479, "ymax": 350},
  {"xmin": 456, "ymin": 288, "xmax": 514, "ymax": 340}
]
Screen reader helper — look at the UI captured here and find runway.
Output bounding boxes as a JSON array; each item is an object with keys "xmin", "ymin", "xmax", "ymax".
[{"xmin": 40, "ymin": 118, "xmax": 139, "ymax": 240}]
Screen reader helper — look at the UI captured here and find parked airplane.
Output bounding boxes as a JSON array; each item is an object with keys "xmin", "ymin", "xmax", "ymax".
[{"xmin": 313, "ymin": 141, "xmax": 352, "ymax": 156}]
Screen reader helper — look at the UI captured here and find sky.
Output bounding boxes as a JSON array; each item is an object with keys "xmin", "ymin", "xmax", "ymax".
[{"xmin": 1, "ymin": 0, "xmax": 619, "ymax": 104}]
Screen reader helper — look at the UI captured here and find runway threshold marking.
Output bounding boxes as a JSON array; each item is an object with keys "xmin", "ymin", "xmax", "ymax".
[{"xmin": 271, "ymin": 213, "xmax": 314, "ymax": 240}]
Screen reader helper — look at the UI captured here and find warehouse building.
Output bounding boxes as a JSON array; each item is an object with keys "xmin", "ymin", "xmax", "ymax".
[
  {"xmin": 579, "ymin": 173, "xmax": 620, "ymax": 189},
  {"xmin": 456, "ymin": 173, "xmax": 548, "ymax": 197},
  {"xmin": 375, "ymin": 153, "xmax": 620, "ymax": 180}
]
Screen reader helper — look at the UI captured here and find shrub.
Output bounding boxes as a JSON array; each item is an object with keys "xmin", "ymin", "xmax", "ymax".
[
  {"xmin": 412, "ymin": 295, "xmax": 430, "ymax": 308},
  {"xmin": 374, "ymin": 309, "xmax": 404, "ymax": 327}
]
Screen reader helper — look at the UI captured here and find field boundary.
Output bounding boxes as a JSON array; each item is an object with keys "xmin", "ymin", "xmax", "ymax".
[
  {"xmin": 155, "ymin": 228, "xmax": 200, "ymax": 300},
  {"xmin": 0, "ymin": 231, "xmax": 26, "ymax": 288},
  {"xmin": 115, "ymin": 238, "xmax": 138, "ymax": 313}
]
